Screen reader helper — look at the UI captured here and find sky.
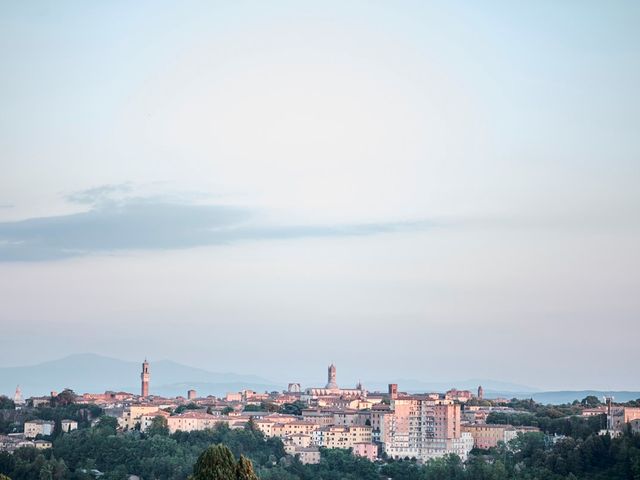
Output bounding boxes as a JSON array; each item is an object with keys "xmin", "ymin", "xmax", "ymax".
[{"xmin": 0, "ymin": 0, "xmax": 639, "ymax": 391}]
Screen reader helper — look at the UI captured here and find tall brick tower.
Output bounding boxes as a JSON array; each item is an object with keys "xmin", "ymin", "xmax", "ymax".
[
  {"xmin": 477, "ymin": 385, "xmax": 484, "ymax": 400},
  {"xmin": 326, "ymin": 363, "xmax": 338, "ymax": 389},
  {"xmin": 141, "ymin": 359, "xmax": 150, "ymax": 397},
  {"xmin": 388, "ymin": 383, "xmax": 398, "ymax": 400}
]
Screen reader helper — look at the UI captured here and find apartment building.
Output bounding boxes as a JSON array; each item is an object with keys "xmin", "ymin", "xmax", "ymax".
[{"xmin": 382, "ymin": 395, "xmax": 472, "ymax": 461}]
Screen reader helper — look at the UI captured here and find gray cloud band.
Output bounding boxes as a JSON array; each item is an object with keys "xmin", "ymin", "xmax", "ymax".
[{"xmin": 0, "ymin": 198, "xmax": 432, "ymax": 261}]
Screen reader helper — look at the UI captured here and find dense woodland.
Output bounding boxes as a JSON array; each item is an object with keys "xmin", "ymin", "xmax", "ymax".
[{"xmin": 1, "ymin": 396, "xmax": 640, "ymax": 480}]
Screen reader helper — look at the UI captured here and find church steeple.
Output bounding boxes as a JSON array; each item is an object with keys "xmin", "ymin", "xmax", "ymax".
[{"xmin": 14, "ymin": 385, "xmax": 24, "ymax": 405}]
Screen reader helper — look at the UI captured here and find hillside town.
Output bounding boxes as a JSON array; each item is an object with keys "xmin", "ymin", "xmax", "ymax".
[{"xmin": 2, "ymin": 360, "xmax": 639, "ymax": 466}]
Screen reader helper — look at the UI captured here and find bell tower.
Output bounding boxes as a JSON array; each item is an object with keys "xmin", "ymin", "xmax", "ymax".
[
  {"xmin": 141, "ymin": 359, "xmax": 150, "ymax": 397},
  {"xmin": 326, "ymin": 363, "xmax": 338, "ymax": 389}
]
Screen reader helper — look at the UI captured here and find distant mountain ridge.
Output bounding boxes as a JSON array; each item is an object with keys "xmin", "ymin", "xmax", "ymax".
[
  {"xmin": 528, "ymin": 390, "xmax": 640, "ymax": 405},
  {"xmin": 365, "ymin": 378, "xmax": 541, "ymax": 394},
  {"xmin": 364, "ymin": 380, "xmax": 640, "ymax": 404},
  {"xmin": 0, "ymin": 353, "xmax": 282, "ymax": 398},
  {"xmin": 2, "ymin": 354, "xmax": 638, "ymax": 405}
]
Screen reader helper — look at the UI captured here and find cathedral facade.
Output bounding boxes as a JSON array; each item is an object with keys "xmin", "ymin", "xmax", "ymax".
[{"xmin": 306, "ymin": 363, "xmax": 366, "ymax": 397}]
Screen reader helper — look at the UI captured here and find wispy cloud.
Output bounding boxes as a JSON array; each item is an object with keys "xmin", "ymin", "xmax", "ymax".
[
  {"xmin": 65, "ymin": 183, "xmax": 134, "ymax": 205},
  {"xmin": 0, "ymin": 185, "xmax": 434, "ymax": 261}
]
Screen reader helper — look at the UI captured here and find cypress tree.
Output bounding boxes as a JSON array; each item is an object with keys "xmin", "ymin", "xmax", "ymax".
[
  {"xmin": 236, "ymin": 456, "xmax": 259, "ymax": 480},
  {"xmin": 192, "ymin": 444, "xmax": 238, "ymax": 480}
]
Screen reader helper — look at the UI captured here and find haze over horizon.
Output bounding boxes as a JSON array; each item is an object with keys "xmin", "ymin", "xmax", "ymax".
[
  {"xmin": 4, "ymin": 352, "xmax": 639, "ymax": 399},
  {"xmin": 1, "ymin": 1, "xmax": 639, "ymax": 392}
]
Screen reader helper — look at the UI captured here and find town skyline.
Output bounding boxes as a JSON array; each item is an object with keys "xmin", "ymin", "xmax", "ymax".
[
  {"xmin": 3, "ymin": 357, "xmax": 638, "ymax": 468},
  {"xmin": 1, "ymin": 354, "xmax": 638, "ymax": 402}
]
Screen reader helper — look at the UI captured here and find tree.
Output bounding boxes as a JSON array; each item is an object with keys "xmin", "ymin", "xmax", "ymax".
[
  {"xmin": 39, "ymin": 463, "xmax": 53, "ymax": 480},
  {"xmin": 52, "ymin": 419, "xmax": 63, "ymax": 439},
  {"xmin": 175, "ymin": 403, "xmax": 200, "ymax": 414},
  {"xmin": 94, "ymin": 416, "xmax": 118, "ymax": 435},
  {"xmin": 278, "ymin": 402, "xmax": 306, "ymax": 416},
  {"xmin": 52, "ymin": 389, "xmax": 76, "ymax": 407},
  {"xmin": 192, "ymin": 444, "xmax": 238, "ymax": 480},
  {"xmin": 581, "ymin": 396, "xmax": 601, "ymax": 408},
  {"xmin": 53, "ymin": 459, "xmax": 68, "ymax": 480},
  {"xmin": 192, "ymin": 444, "xmax": 261, "ymax": 480},
  {"xmin": 147, "ymin": 415, "xmax": 169, "ymax": 436},
  {"xmin": 246, "ymin": 417, "xmax": 258, "ymax": 433},
  {"xmin": 236, "ymin": 456, "xmax": 259, "ymax": 480},
  {"xmin": 243, "ymin": 405, "xmax": 262, "ymax": 412},
  {"xmin": 0, "ymin": 451, "xmax": 16, "ymax": 475},
  {"xmin": 0, "ymin": 397, "xmax": 15, "ymax": 410}
]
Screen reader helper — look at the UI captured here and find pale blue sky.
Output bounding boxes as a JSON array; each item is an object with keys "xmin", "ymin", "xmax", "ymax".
[{"xmin": 0, "ymin": 1, "xmax": 639, "ymax": 390}]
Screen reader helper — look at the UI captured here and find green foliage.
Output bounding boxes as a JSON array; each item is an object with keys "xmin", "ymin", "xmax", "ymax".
[
  {"xmin": 235, "ymin": 456, "xmax": 258, "ymax": 480},
  {"xmin": 147, "ymin": 416, "xmax": 170, "ymax": 437},
  {"xmin": 52, "ymin": 419, "xmax": 63, "ymax": 440},
  {"xmin": 0, "ymin": 397, "xmax": 15, "ymax": 410},
  {"xmin": 175, "ymin": 404, "xmax": 200, "ymax": 415},
  {"xmin": 3, "ymin": 409, "xmax": 640, "ymax": 480},
  {"xmin": 192, "ymin": 444, "xmax": 237, "ymax": 480},
  {"xmin": 0, "ymin": 451, "xmax": 17, "ymax": 475},
  {"xmin": 241, "ymin": 405, "xmax": 262, "ymax": 413},
  {"xmin": 278, "ymin": 402, "xmax": 306, "ymax": 416},
  {"xmin": 581, "ymin": 395, "xmax": 601, "ymax": 408},
  {"xmin": 0, "ymin": 416, "xmax": 17, "ymax": 435},
  {"xmin": 191, "ymin": 445, "xmax": 260, "ymax": 480},
  {"xmin": 301, "ymin": 448, "xmax": 379, "ymax": 480},
  {"xmin": 94, "ymin": 416, "xmax": 118, "ymax": 435},
  {"xmin": 51, "ymin": 390, "xmax": 76, "ymax": 408},
  {"xmin": 486, "ymin": 399, "xmax": 606, "ymax": 439},
  {"xmin": 1, "ymin": 448, "xmax": 68, "ymax": 480}
]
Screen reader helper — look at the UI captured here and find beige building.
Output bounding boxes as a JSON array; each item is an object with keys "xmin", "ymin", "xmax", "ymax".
[
  {"xmin": 61, "ymin": 419, "xmax": 78, "ymax": 433},
  {"xmin": 582, "ymin": 406, "xmax": 607, "ymax": 417},
  {"xmin": 301, "ymin": 409, "xmax": 335, "ymax": 427},
  {"xmin": 313, "ymin": 425, "xmax": 372, "ymax": 449},
  {"xmin": 24, "ymin": 420, "xmax": 55, "ymax": 438},
  {"xmin": 331, "ymin": 409, "xmax": 367, "ymax": 426},
  {"xmin": 353, "ymin": 442, "xmax": 378, "ymax": 461},
  {"xmin": 273, "ymin": 421, "xmax": 319, "ymax": 438},
  {"xmin": 120, "ymin": 405, "xmax": 162, "ymax": 430},
  {"xmin": 462, "ymin": 424, "xmax": 515, "ymax": 450},
  {"xmin": 34, "ymin": 440, "xmax": 52, "ymax": 450},
  {"xmin": 284, "ymin": 433, "xmax": 313, "ymax": 448},
  {"xmin": 370, "ymin": 404, "xmax": 392, "ymax": 442},
  {"xmin": 167, "ymin": 411, "xmax": 222, "ymax": 433},
  {"xmin": 254, "ymin": 418, "xmax": 319, "ymax": 439},
  {"xmin": 287, "ymin": 446, "xmax": 321, "ymax": 464},
  {"xmin": 140, "ymin": 410, "xmax": 171, "ymax": 431},
  {"xmin": 610, "ymin": 407, "xmax": 640, "ymax": 431}
]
